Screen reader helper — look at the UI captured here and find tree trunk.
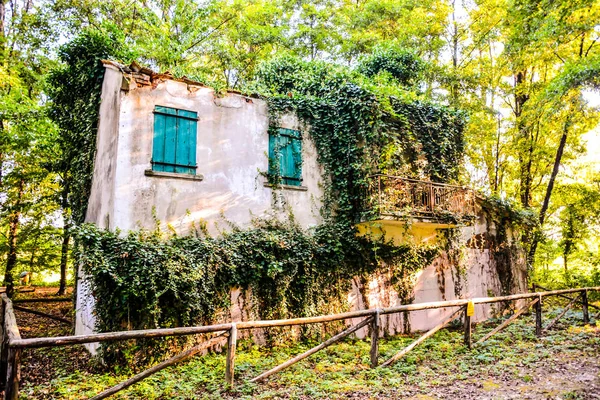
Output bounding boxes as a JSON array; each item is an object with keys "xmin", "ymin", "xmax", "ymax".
[
  {"xmin": 0, "ymin": 121, "xmax": 5, "ymax": 189},
  {"xmin": 563, "ymin": 251, "xmax": 569, "ymax": 285},
  {"xmin": 514, "ymin": 70, "xmax": 532, "ymax": 208},
  {"xmin": 493, "ymin": 115, "xmax": 501, "ymax": 193},
  {"xmin": 528, "ymin": 108, "xmax": 572, "ymax": 266},
  {"xmin": 538, "ymin": 119, "xmax": 570, "ymax": 226},
  {"xmin": 57, "ymin": 227, "xmax": 70, "ymax": 296},
  {"xmin": 449, "ymin": 0, "xmax": 460, "ymax": 106},
  {"xmin": 5, "ymin": 179, "xmax": 24, "ymax": 298},
  {"xmin": 57, "ymin": 184, "xmax": 70, "ymax": 296},
  {"xmin": 0, "ymin": 1, "xmax": 5, "ymax": 43}
]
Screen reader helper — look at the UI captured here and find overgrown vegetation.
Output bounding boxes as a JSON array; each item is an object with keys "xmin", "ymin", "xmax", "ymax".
[
  {"xmin": 45, "ymin": 30, "xmax": 467, "ymax": 365},
  {"xmin": 76, "ymin": 220, "xmax": 438, "ymax": 366},
  {"xmin": 47, "ymin": 29, "xmax": 133, "ymax": 226},
  {"xmin": 3, "ymin": 0, "xmax": 600, "ymax": 311},
  {"xmin": 0, "ymin": 4, "xmax": 599, "ymax": 397},
  {"xmin": 255, "ymin": 54, "xmax": 466, "ymax": 224}
]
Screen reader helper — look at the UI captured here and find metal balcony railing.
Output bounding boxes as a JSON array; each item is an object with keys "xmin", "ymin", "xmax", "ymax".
[{"xmin": 367, "ymin": 175, "xmax": 477, "ymax": 220}]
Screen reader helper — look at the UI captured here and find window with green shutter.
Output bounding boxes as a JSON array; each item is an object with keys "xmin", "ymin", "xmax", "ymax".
[
  {"xmin": 269, "ymin": 128, "xmax": 302, "ymax": 186},
  {"xmin": 152, "ymin": 105, "xmax": 198, "ymax": 175}
]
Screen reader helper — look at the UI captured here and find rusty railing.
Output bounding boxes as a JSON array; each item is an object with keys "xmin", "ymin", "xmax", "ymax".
[{"xmin": 368, "ymin": 174, "xmax": 477, "ymax": 220}]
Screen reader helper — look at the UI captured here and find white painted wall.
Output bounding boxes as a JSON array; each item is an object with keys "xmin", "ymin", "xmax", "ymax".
[
  {"xmin": 349, "ymin": 213, "xmax": 528, "ymax": 337},
  {"xmin": 87, "ymin": 68, "xmax": 323, "ymax": 235},
  {"xmin": 75, "ymin": 65, "xmax": 123, "ymax": 350}
]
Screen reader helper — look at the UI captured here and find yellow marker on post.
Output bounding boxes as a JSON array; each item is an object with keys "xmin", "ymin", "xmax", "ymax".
[{"xmin": 467, "ymin": 301, "xmax": 475, "ymax": 317}]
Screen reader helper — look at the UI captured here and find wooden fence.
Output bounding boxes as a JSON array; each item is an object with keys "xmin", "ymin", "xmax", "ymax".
[{"xmin": 1, "ymin": 286, "xmax": 598, "ymax": 399}]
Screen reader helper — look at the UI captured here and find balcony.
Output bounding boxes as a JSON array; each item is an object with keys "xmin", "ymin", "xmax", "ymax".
[{"xmin": 364, "ymin": 175, "xmax": 478, "ymax": 226}]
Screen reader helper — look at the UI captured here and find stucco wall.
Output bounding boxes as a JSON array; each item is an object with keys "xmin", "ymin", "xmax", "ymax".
[
  {"xmin": 75, "ymin": 65, "xmax": 123, "ymax": 349},
  {"xmin": 222, "ymin": 212, "xmax": 528, "ymax": 341},
  {"xmin": 86, "ymin": 70, "xmax": 324, "ymax": 235}
]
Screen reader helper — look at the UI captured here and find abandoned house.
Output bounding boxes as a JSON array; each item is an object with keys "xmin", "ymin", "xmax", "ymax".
[{"xmin": 75, "ymin": 60, "xmax": 528, "ymax": 350}]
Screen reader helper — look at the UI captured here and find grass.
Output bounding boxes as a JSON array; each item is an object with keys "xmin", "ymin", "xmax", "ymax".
[{"xmin": 18, "ymin": 307, "xmax": 600, "ymax": 399}]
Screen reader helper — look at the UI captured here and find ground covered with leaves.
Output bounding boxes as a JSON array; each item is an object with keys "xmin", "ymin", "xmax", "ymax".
[{"xmin": 12, "ymin": 289, "xmax": 600, "ymax": 400}]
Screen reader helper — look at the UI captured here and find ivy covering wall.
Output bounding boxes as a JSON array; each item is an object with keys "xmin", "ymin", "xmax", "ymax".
[
  {"xmin": 76, "ymin": 219, "xmax": 438, "ymax": 366},
  {"xmin": 48, "ymin": 29, "xmax": 133, "ymax": 225},
  {"xmin": 254, "ymin": 55, "xmax": 467, "ymax": 224}
]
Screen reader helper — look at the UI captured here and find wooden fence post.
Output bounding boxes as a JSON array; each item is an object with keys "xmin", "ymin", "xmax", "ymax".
[
  {"xmin": 4, "ymin": 347, "xmax": 21, "ymax": 400},
  {"xmin": 535, "ymin": 295, "xmax": 542, "ymax": 337},
  {"xmin": 582, "ymin": 290, "xmax": 589, "ymax": 324},
  {"xmin": 463, "ymin": 307, "xmax": 472, "ymax": 349},
  {"xmin": 225, "ymin": 323, "xmax": 237, "ymax": 387},
  {"xmin": 370, "ymin": 309, "xmax": 380, "ymax": 368}
]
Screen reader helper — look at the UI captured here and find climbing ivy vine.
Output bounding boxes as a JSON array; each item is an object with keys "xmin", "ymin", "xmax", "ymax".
[
  {"xmin": 47, "ymin": 28, "xmax": 133, "ymax": 225},
  {"xmin": 76, "ymin": 219, "xmax": 438, "ymax": 366},
  {"xmin": 254, "ymin": 55, "xmax": 467, "ymax": 223}
]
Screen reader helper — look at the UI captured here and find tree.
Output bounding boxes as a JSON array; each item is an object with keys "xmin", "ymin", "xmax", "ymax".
[
  {"xmin": 431, "ymin": 0, "xmax": 600, "ymax": 273},
  {"xmin": 12, "ymin": 0, "xmax": 600, "ymax": 292},
  {"xmin": 0, "ymin": 0, "xmax": 60, "ymax": 296},
  {"xmin": 47, "ymin": 28, "xmax": 133, "ymax": 295}
]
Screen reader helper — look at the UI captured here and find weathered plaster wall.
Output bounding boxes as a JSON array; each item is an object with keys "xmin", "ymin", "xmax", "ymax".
[
  {"xmin": 217, "ymin": 212, "xmax": 527, "ymax": 341},
  {"xmin": 75, "ymin": 65, "xmax": 123, "ymax": 351},
  {"xmin": 92, "ymin": 73, "xmax": 323, "ymax": 236},
  {"xmin": 77, "ymin": 64, "xmax": 527, "ymax": 351},
  {"xmin": 350, "ymin": 211, "xmax": 528, "ymax": 337}
]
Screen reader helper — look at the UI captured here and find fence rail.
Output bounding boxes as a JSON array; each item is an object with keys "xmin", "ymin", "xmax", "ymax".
[
  {"xmin": 367, "ymin": 174, "xmax": 477, "ymax": 220},
  {"xmin": 1, "ymin": 287, "xmax": 598, "ymax": 399}
]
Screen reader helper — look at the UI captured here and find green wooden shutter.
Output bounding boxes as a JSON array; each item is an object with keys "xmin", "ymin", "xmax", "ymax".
[
  {"xmin": 152, "ymin": 111, "xmax": 167, "ymax": 172},
  {"xmin": 269, "ymin": 128, "xmax": 302, "ymax": 186},
  {"xmin": 289, "ymin": 135, "xmax": 302, "ymax": 184},
  {"xmin": 174, "ymin": 110, "xmax": 197, "ymax": 174},
  {"xmin": 163, "ymin": 113, "xmax": 178, "ymax": 173},
  {"xmin": 282, "ymin": 136, "xmax": 295, "ymax": 185},
  {"xmin": 153, "ymin": 106, "xmax": 197, "ymax": 175},
  {"xmin": 268, "ymin": 133, "xmax": 278, "ymax": 177}
]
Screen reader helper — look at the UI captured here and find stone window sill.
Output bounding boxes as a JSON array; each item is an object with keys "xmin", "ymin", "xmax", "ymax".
[
  {"xmin": 264, "ymin": 182, "xmax": 308, "ymax": 191},
  {"xmin": 144, "ymin": 169, "xmax": 204, "ymax": 181}
]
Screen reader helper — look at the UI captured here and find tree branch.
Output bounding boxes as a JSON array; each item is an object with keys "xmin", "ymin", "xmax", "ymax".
[{"xmin": 184, "ymin": 15, "xmax": 236, "ymax": 53}]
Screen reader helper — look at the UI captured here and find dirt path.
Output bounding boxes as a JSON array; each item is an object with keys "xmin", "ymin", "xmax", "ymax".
[
  {"xmin": 11, "ymin": 287, "xmax": 94, "ymax": 391},
  {"xmin": 417, "ymin": 355, "xmax": 600, "ymax": 399}
]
